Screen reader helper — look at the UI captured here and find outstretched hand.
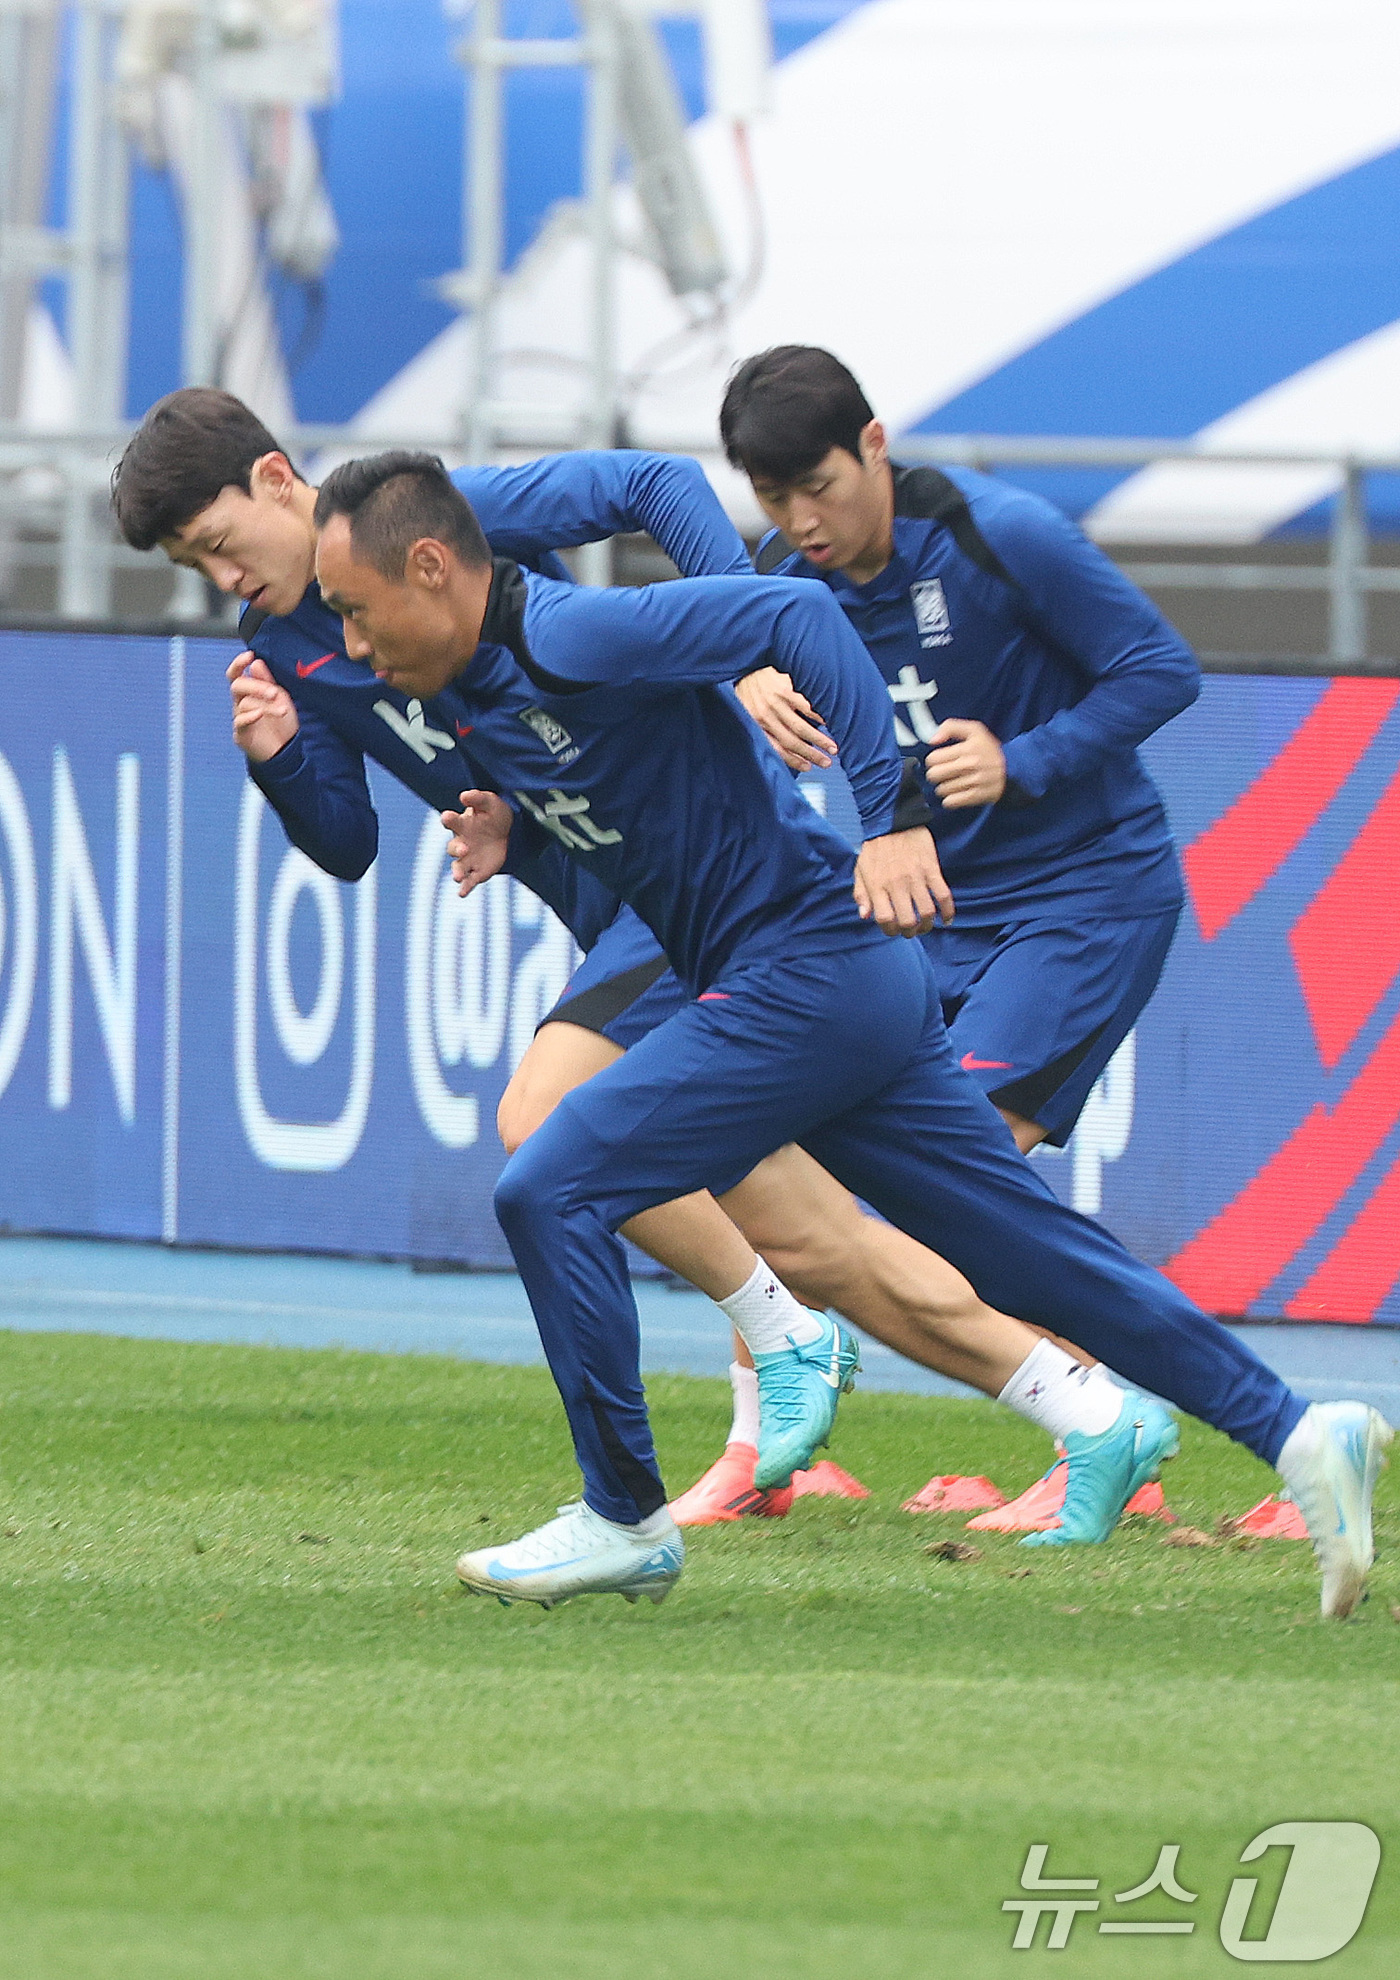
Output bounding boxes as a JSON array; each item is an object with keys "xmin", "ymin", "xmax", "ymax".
[
  {"xmin": 853, "ymin": 826, "xmax": 954, "ymax": 937},
  {"xmin": 442, "ymin": 790, "xmax": 514, "ymax": 896},
  {"xmin": 735, "ymin": 666, "xmax": 838, "ymax": 772}
]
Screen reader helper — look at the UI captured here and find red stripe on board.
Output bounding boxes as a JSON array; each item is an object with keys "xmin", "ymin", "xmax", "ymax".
[
  {"xmin": 1181, "ymin": 679, "xmax": 1400, "ymax": 942},
  {"xmin": 1287, "ymin": 766, "xmax": 1400, "ymax": 1068},
  {"xmin": 1165, "ymin": 1007, "xmax": 1400, "ymax": 1313},
  {"xmin": 1285, "ymin": 1152, "xmax": 1400, "ymax": 1322}
]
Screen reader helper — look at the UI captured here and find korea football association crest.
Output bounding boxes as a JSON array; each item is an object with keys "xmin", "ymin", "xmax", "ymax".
[
  {"xmin": 909, "ymin": 577, "xmax": 952, "ymax": 649},
  {"xmin": 518, "ymin": 704, "xmax": 580, "ymax": 765}
]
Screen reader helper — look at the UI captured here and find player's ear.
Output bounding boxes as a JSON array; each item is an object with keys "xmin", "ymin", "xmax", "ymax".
[
  {"xmin": 407, "ymin": 537, "xmax": 449, "ymax": 590},
  {"xmin": 860, "ymin": 420, "xmax": 888, "ymax": 471},
  {"xmin": 250, "ymin": 451, "xmax": 298, "ymax": 503}
]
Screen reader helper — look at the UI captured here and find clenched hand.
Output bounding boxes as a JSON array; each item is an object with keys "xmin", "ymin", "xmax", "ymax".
[
  {"xmin": 226, "ymin": 652, "xmax": 299, "ymax": 763},
  {"xmin": 924, "ymin": 718, "xmax": 1006, "ymax": 808}
]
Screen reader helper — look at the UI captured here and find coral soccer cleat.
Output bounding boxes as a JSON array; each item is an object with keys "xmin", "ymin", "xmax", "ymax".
[
  {"xmin": 668, "ymin": 1443, "xmax": 794, "ymax": 1526},
  {"xmin": 966, "ymin": 1461, "xmax": 1068, "ymax": 1533},
  {"xmin": 967, "ymin": 1454, "xmax": 1174, "ymax": 1532}
]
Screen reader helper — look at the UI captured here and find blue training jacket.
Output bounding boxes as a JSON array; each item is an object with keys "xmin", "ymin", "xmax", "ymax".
[
  {"xmin": 397, "ymin": 562, "xmax": 910, "ymax": 994},
  {"xmin": 244, "ymin": 450, "xmax": 924, "ymax": 981},
  {"xmin": 245, "ymin": 450, "xmax": 753, "ymax": 952},
  {"xmin": 755, "ymin": 464, "xmax": 1201, "ymax": 925}
]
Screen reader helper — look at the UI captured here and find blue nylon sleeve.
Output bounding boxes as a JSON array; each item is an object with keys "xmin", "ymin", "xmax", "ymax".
[
  {"xmin": 247, "ymin": 709, "xmax": 379, "ymax": 882},
  {"xmin": 975, "ymin": 489, "xmax": 1201, "ymax": 801},
  {"xmin": 453, "ymin": 451, "xmax": 752, "ymax": 579},
  {"xmin": 524, "ymin": 575, "xmax": 906, "ymax": 837}
]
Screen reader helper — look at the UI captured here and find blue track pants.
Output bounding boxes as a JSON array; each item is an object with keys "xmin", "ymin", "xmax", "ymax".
[{"xmin": 494, "ymin": 939, "xmax": 1305, "ymax": 1523}]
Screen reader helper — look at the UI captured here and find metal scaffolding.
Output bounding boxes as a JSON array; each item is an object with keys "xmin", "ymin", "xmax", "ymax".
[
  {"xmin": 0, "ymin": 0, "xmax": 336, "ymax": 620},
  {"xmin": 0, "ymin": 0, "xmax": 127, "ymax": 615},
  {"xmin": 443, "ymin": 0, "xmax": 734, "ymax": 582},
  {"xmin": 450, "ymin": 0, "xmax": 622, "ymax": 492},
  {"xmin": 0, "ymin": 5, "xmax": 1396, "ymax": 667},
  {"xmin": 0, "ymin": 0, "xmax": 59, "ymax": 425}
]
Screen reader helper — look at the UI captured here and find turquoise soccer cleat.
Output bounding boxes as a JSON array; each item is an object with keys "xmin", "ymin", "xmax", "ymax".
[
  {"xmin": 1019, "ymin": 1392, "xmax": 1180, "ymax": 1548},
  {"xmin": 752, "ymin": 1313, "xmax": 861, "ymax": 1490}
]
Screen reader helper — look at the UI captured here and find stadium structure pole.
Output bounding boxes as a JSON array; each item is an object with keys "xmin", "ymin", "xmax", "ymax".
[
  {"xmin": 577, "ymin": 0, "xmax": 619, "ymax": 584},
  {"xmin": 1329, "ymin": 461, "xmax": 1368, "ymax": 667},
  {"xmin": 0, "ymin": 0, "xmax": 60, "ymax": 604},
  {"xmin": 58, "ymin": 0, "xmax": 128, "ymax": 618},
  {"xmin": 0, "ymin": 0, "xmax": 128, "ymax": 617},
  {"xmin": 459, "ymin": 0, "xmax": 504, "ymax": 467},
  {"xmin": 0, "ymin": 0, "xmax": 59, "ymax": 422},
  {"xmin": 450, "ymin": 4, "xmax": 621, "ymax": 578}
]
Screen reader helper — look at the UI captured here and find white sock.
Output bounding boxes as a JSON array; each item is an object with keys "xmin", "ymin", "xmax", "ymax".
[
  {"xmin": 1276, "ymin": 1407, "xmax": 1319, "ymax": 1489},
  {"xmin": 727, "ymin": 1361, "xmax": 760, "ymax": 1447},
  {"xmin": 999, "ymin": 1338, "xmax": 1126, "ymax": 1441},
  {"xmin": 718, "ymin": 1257, "xmax": 824, "ymax": 1358},
  {"xmin": 592, "ymin": 1504, "xmax": 677, "ymax": 1537}
]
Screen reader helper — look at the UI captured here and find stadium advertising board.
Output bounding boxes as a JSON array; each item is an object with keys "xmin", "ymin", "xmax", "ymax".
[{"xmin": 0, "ymin": 632, "xmax": 1396, "ymax": 1325}]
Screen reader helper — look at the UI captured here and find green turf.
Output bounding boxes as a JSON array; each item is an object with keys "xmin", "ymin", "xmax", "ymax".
[{"xmin": 0, "ymin": 1328, "xmax": 1396, "ymax": 1979}]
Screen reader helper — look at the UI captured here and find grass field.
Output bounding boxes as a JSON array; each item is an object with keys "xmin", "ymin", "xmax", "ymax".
[{"xmin": 0, "ymin": 1327, "xmax": 1396, "ymax": 1979}]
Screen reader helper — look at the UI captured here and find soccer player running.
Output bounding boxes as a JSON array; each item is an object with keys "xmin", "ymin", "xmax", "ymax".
[
  {"xmin": 309, "ymin": 448, "xmax": 1385, "ymax": 1621},
  {"xmin": 666, "ymin": 344, "xmax": 1204, "ymax": 1524},
  {"xmin": 111, "ymin": 390, "xmax": 1156, "ymax": 1516}
]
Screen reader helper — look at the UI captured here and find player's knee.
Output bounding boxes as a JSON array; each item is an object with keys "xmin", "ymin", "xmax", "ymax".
[
  {"xmin": 999, "ymin": 1106, "xmax": 1047, "ymax": 1155},
  {"xmin": 492, "ymin": 1147, "xmax": 543, "ymax": 1238},
  {"xmin": 496, "ymin": 1071, "xmax": 556, "ymax": 1155},
  {"xmin": 495, "ymin": 1085, "xmax": 530, "ymax": 1156}
]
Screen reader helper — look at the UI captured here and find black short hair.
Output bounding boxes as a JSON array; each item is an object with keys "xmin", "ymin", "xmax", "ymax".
[
  {"xmin": 719, "ymin": 346, "xmax": 876, "ymax": 485},
  {"xmin": 112, "ymin": 388, "xmax": 296, "ymax": 550},
  {"xmin": 313, "ymin": 452, "xmax": 492, "ymax": 580}
]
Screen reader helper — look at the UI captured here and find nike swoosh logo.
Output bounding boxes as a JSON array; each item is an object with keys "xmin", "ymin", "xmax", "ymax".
[
  {"xmin": 486, "ymin": 1554, "xmax": 591, "ymax": 1581},
  {"xmin": 456, "ymin": 722, "xmax": 474, "ymax": 737},
  {"xmin": 961, "ymin": 1052, "xmax": 1013, "ymax": 1071},
  {"xmin": 819, "ymin": 1331, "xmax": 843, "ymax": 1389},
  {"xmin": 295, "ymin": 653, "xmax": 337, "ymax": 677}
]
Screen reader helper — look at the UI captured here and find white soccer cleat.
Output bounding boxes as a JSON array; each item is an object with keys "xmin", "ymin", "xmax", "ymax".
[
  {"xmin": 455, "ymin": 1500, "xmax": 684, "ymax": 1610},
  {"xmin": 1279, "ymin": 1402, "xmax": 1393, "ymax": 1619}
]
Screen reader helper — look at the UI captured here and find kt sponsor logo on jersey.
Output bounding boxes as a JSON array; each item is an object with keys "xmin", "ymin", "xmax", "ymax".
[
  {"xmin": 514, "ymin": 787, "xmax": 622, "ymax": 851},
  {"xmin": 888, "ymin": 663, "xmax": 940, "ymax": 747},
  {"xmin": 373, "ymin": 698, "xmax": 455, "ymax": 763}
]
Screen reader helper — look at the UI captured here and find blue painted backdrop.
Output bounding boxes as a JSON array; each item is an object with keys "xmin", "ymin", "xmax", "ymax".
[{"xmin": 0, "ymin": 630, "xmax": 1397, "ymax": 1325}]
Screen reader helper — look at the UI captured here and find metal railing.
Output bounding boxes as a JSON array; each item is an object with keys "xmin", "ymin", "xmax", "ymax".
[{"xmin": 3, "ymin": 422, "xmax": 1400, "ymax": 666}]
